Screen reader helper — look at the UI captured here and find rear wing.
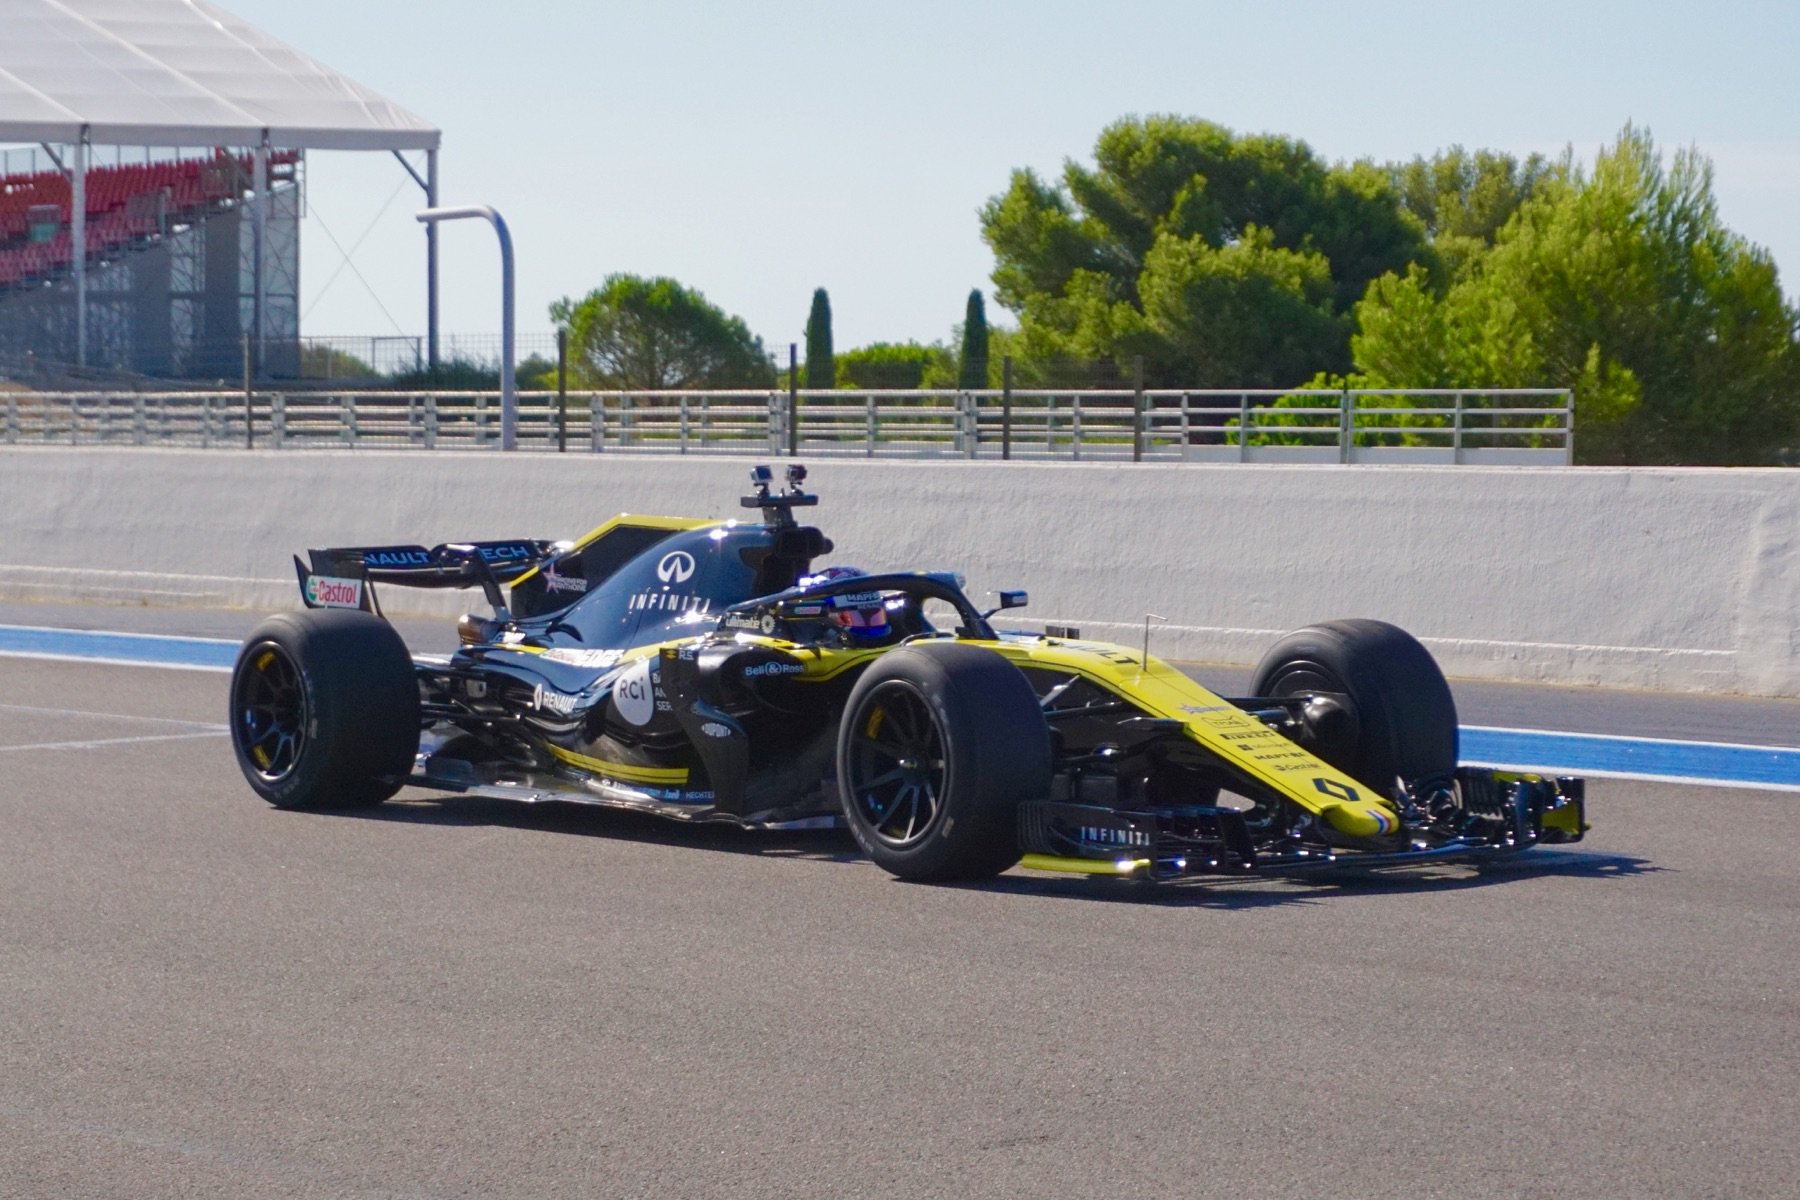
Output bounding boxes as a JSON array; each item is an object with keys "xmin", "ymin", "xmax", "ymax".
[{"xmin": 295, "ymin": 540, "xmax": 556, "ymax": 617}]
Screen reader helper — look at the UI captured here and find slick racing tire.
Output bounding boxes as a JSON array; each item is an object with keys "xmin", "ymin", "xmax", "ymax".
[
  {"xmin": 837, "ymin": 644, "xmax": 1050, "ymax": 882},
  {"xmin": 229, "ymin": 610, "xmax": 420, "ymax": 810},
  {"xmin": 1250, "ymin": 619, "xmax": 1458, "ymax": 794}
]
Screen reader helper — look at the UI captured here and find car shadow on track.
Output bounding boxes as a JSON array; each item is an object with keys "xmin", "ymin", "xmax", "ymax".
[
  {"xmin": 312, "ymin": 792, "xmax": 1658, "ymax": 909},
  {"xmin": 954, "ymin": 848, "xmax": 1660, "ymax": 909},
  {"xmin": 320, "ymin": 792, "xmax": 870, "ymax": 865}
]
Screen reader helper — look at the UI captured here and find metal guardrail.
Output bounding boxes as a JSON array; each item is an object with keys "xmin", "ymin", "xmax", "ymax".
[{"xmin": 0, "ymin": 387, "xmax": 1574, "ymax": 464}]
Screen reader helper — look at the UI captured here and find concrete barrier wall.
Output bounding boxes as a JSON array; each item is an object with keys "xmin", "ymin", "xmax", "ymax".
[{"xmin": 3, "ymin": 446, "xmax": 1797, "ymax": 696}]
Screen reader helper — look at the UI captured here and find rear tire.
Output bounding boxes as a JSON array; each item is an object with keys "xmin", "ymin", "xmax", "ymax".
[
  {"xmin": 1249, "ymin": 619, "xmax": 1457, "ymax": 794},
  {"xmin": 228, "ymin": 610, "xmax": 421, "ymax": 810},
  {"xmin": 837, "ymin": 644, "xmax": 1050, "ymax": 881}
]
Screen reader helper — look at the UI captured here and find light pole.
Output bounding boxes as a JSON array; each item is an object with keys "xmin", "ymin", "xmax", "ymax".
[{"xmin": 415, "ymin": 205, "xmax": 516, "ymax": 450}]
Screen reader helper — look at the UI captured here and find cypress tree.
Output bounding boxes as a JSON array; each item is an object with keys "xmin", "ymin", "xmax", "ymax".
[
  {"xmin": 958, "ymin": 288, "xmax": 990, "ymax": 389},
  {"xmin": 804, "ymin": 288, "xmax": 834, "ymax": 389}
]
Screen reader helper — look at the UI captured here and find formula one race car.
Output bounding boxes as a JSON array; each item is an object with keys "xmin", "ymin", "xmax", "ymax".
[{"xmin": 228, "ymin": 464, "xmax": 1586, "ymax": 882}]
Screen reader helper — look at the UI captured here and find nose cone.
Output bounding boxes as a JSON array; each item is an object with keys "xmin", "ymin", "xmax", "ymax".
[{"xmin": 1320, "ymin": 799, "xmax": 1400, "ymax": 839}]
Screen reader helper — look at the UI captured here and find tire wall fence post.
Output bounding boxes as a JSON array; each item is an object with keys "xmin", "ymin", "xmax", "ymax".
[
  {"xmin": 1002, "ymin": 356, "xmax": 1012, "ymax": 461},
  {"xmin": 1338, "ymin": 386, "xmax": 1352, "ymax": 464},
  {"xmin": 1132, "ymin": 354, "xmax": 1145, "ymax": 462},
  {"xmin": 787, "ymin": 343, "xmax": 799, "ymax": 457},
  {"xmin": 556, "ymin": 327, "xmax": 568, "ymax": 453},
  {"xmin": 242, "ymin": 334, "xmax": 254, "ymax": 449}
]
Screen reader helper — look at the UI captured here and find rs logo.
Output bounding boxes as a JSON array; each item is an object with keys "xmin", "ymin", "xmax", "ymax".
[
  {"xmin": 1313, "ymin": 777, "xmax": 1361, "ymax": 803},
  {"xmin": 657, "ymin": 551, "xmax": 696, "ymax": 583}
]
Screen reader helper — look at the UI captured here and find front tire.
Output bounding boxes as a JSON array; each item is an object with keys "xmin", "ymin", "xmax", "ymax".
[
  {"xmin": 229, "ymin": 610, "xmax": 421, "ymax": 810},
  {"xmin": 837, "ymin": 644, "xmax": 1050, "ymax": 881},
  {"xmin": 1250, "ymin": 619, "xmax": 1457, "ymax": 794}
]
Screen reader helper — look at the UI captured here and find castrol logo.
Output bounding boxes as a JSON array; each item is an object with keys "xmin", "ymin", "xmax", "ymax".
[{"xmin": 305, "ymin": 574, "xmax": 363, "ymax": 609}]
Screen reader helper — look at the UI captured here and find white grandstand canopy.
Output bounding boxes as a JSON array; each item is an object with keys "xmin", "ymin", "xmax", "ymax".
[{"xmin": 0, "ymin": 0, "xmax": 438, "ymax": 151}]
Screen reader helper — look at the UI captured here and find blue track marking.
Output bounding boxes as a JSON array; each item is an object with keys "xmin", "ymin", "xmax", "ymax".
[
  {"xmin": 1462, "ymin": 725, "xmax": 1800, "ymax": 792},
  {"xmin": 4, "ymin": 624, "xmax": 1797, "ymax": 790},
  {"xmin": 0, "ymin": 624, "xmax": 236, "ymax": 672}
]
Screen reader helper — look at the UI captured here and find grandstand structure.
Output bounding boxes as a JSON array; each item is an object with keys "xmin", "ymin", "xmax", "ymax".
[{"xmin": 0, "ymin": 0, "xmax": 438, "ymax": 382}]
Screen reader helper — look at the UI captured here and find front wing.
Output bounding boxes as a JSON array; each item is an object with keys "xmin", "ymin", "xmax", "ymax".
[{"xmin": 1015, "ymin": 769, "xmax": 1587, "ymax": 880}]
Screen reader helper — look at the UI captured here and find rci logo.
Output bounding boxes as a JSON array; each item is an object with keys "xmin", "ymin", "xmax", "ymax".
[
  {"xmin": 657, "ymin": 551, "xmax": 696, "ymax": 584},
  {"xmin": 614, "ymin": 658, "xmax": 656, "ymax": 726},
  {"xmin": 1313, "ymin": 777, "xmax": 1361, "ymax": 803}
]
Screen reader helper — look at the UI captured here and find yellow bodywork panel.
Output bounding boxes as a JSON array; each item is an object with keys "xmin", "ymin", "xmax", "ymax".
[
  {"xmin": 1541, "ymin": 798, "xmax": 1588, "ymax": 836},
  {"xmin": 507, "ymin": 513, "xmax": 720, "ymax": 590},
  {"xmin": 710, "ymin": 632, "xmax": 1400, "ymax": 839},
  {"xmin": 980, "ymin": 637, "xmax": 1399, "ymax": 839},
  {"xmin": 544, "ymin": 743, "xmax": 690, "ymax": 786},
  {"xmin": 1019, "ymin": 853, "xmax": 1149, "ymax": 876}
]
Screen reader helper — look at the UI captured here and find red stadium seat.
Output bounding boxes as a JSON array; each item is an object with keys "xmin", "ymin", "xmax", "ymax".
[{"xmin": 1, "ymin": 151, "xmax": 272, "ymax": 288}]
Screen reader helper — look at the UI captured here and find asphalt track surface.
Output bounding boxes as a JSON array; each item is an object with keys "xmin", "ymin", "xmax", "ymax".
[{"xmin": 3, "ymin": 606, "xmax": 1799, "ymax": 1197}]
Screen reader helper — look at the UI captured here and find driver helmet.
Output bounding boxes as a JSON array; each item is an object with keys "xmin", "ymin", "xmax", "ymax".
[{"xmin": 801, "ymin": 566, "xmax": 891, "ymax": 642}]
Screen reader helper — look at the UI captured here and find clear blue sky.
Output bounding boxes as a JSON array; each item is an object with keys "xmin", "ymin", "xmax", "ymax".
[{"xmin": 223, "ymin": 0, "xmax": 1798, "ymax": 353}]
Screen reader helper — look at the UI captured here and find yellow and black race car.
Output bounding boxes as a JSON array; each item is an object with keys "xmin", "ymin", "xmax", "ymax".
[{"xmin": 228, "ymin": 464, "xmax": 1586, "ymax": 883}]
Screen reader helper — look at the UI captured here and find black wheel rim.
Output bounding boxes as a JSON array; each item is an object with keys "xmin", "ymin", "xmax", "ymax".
[
  {"xmin": 234, "ymin": 641, "xmax": 307, "ymax": 783},
  {"xmin": 1252, "ymin": 661, "xmax": 1356, "ymax": 834},
  {"xmin": 847, "ymin": 681, "xmax": 948, "ymax": 849},
  {"xmin": 1264, "ymin": 661, "xmax": 1349, "ymax": 700}
]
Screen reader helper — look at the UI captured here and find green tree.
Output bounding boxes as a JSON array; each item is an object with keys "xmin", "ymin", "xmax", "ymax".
[
  {"xmin": 1348, "ymin": 127, "xmax": 1799, "ymax": 464},
  {"xmin": 516, "ymin": 353, "xmax": 558, "ymax": 390},
  {"xmin": 299, "ymin": 342, "xmax": 375, "ymax": 381},
  {"xmin": 1389, "ymin": 146, "xmax": 1560, "ymax": 244},
  {"xmin": 980, "ymin": 115, "xmax": 1429, "ymax": 385},
  {"xmin": 804, "ymin": 288, "xmax": 834, "ymax": 389},
  {"xmin": 390, "ymin": 357, "xmax": 500, "ymax": 391},
  {"xmin": 958, "ymin": 289, "xmax": 990, "ymax": 390},
  {"xmin": 1137, "ymin": 228, "xmax": 1346, "ymax": 388},
  {"xmin": 550, "ymin": 275, "xmax": 774, "ymax": 390},
  {"xmin": 387, "ymin": 353, "xmax": 556, "ymax": 391},
  {"xmin": 838, "ymin": 342, "xmax": 951, "ymax": 389},
  {"xmin": 1387, "ymin": 146, "xmax": 1564, "ymax": 282}
]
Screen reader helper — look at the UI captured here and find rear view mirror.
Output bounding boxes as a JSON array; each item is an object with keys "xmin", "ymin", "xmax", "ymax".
[{"xmin": 982, "ymin": 589, "xmax": 1029, "ymax": 619}]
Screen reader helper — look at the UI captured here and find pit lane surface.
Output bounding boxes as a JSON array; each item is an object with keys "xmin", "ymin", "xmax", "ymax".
[{"xmin": 4, "ymin": 650, "xmax": 1798, "ymax": 1198}]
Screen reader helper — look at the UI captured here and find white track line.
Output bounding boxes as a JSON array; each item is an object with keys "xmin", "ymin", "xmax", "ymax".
[
  {"xmin": 1460, "ymin": 759, "xmax": 1800, "ymax": 794},
  {"xmin": 0, "ymin": 650, "xmax": 230, "ymax": 673},
  {"xmin": 0, "ymin": 730, "xmax": 228, "ymax": 753},
  {"xmin": 0, "ymin": 622, "xmax": 237, "ymax": 644},
  {"xmin": 1465, "ymin": 724, "xmax": 1800, "ymax": 754},
  {"xmin": 0, "ymin": 702, "xmax": 224, "ymax": 728}
]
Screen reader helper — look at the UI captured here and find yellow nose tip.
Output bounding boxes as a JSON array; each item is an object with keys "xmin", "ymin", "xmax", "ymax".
[{"xmin": 1321, "ymin": 800, "xmax": 1398, "ymax": 839}]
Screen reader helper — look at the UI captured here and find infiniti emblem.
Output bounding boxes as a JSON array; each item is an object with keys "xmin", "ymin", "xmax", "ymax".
[{"xmin": 657, "ymin": 550, "xmax": 696, "ymax": 584}]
